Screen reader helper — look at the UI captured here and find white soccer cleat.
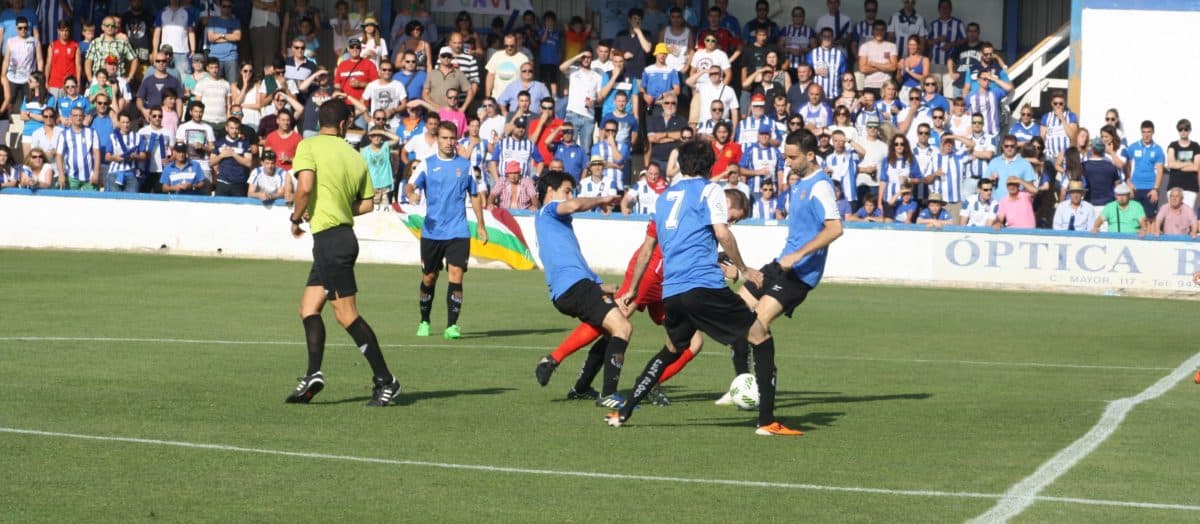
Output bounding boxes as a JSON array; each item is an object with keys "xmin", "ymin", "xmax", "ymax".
[{"xmin": 714, "ymin": 391, "xmax": 734, "ymax": 406}]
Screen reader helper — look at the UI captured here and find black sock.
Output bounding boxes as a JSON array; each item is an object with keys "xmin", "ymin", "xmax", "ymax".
[
  {"xmin": 620, "ymin": 346, "xmax": 681, "ymax": 421},
  {"xmin": 419, "ymin": 282, "xmax": 435, "ymax": 323},
  {"xmin": 346, "ymin": 316, "xmax": 392, "ymax": 382},
  {"xmin": 573, "ymin": 338, "xmax": 607, "ymax": 394},
  {"xmin": 731, "ymin": 339, "xmax": 751, "ymax": 376},
  {"xmin": 752, "ymin": 337, "xmax": 778, "ymax": 427},
  {"xmin": 302, "ymin": 314, "xmax": 325, "ymax": 376},
  {"xmin": 446, "ymin": 282, "xmax": 463, "ymax": 327},
  {"xmin": 600, "ymin": 337, "xmax": 628, "ymax": 396}
]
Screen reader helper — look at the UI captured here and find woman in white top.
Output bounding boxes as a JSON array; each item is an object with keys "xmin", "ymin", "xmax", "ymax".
[
  {"xmin": 28, "ymin": 107, "xmax": 61, "ymax": 163},
  {"xmin": 20, "ymin": 147, "xmax": 53, "ymax": 189},
  {"xmin": 829, "ymin": 106, "xmax": 858, "ymax": 143},
  {"xmin": 329, "ymin": 1, "xmax": 353, "ymax": 60},
  {"xmin": 359, "ymin": 18, "xmax": 388, "ymax": 69},
  {"xmin": 233, "ymin": 63, "xmax": 263, "ymax": 128}
]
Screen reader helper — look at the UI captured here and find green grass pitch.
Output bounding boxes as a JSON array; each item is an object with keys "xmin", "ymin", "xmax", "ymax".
[{"xmin": 1, "ymin": 249, "xmax": 1197, "ymax": 522}]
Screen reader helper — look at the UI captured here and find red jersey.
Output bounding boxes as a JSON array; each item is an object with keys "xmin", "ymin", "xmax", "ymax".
[
  {"xmin": 334, "ymin": 58, "xmax": 379, "ymax": 102},
  {"xmin": 617, "ymin": 221, "xmax": 666, "ymax": 322},
  {"xmin": 48, "ymin": 40, "xmax": 80, "ymax": 89},
  {"xmin": 711, "ymin": 140, "xmax": 742, "ymax": 180},
  {"xmin": 263, "ymin": 130, "xmax": 302, "ymax": 170},
  {"xmin": 695, "ymin": 28, "xmax": 740, "ymax": 56}
]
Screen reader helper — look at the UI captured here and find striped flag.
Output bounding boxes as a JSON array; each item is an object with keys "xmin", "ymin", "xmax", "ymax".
[{"xmin": 392, "ymin": 203, "xmax": 537, "ymax": 271}]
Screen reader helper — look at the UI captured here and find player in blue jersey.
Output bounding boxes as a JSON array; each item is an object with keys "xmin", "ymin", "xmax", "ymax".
[
  {"xmin": 607, "ymin": 140, "xmax": 802, "ymax": 436},
  {"xmin": 534, "ymin": 170, "xmax": 634, "ymax": 408},
  {"xmin": 730, "ymin": 130, "xmax": 844, "ymax": 410},
  {"xmin": 405, "ymin": 121, "xmax": 488, "ymax": 340}
]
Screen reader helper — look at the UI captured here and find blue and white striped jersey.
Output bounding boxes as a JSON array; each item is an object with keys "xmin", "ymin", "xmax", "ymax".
[
  {"xmin": 879, "ymin": 158, "xmax": 923, "ymax": 201},
  {"xmin": 735, "ymin": 115, "xmax": 776, "ymax": 149},
  {"xmin": 739, "ymin": 143, "xmax": 784, "ymax": 193},
  {"xmin": 1040, "ymin": 110, "xmax": 1079, "ymax": 160},
  {"xmin": 852, "ymin": 19, "xmax": 877, "ymax": 44},
  {"xmin": 928, "ymin": 151, "xmax": 965, "ymax": 203},
  {"xmin": 751, "ymin": 194, "xmax": 779, "ymax": 220},
  {"xmin": 577, "ymin": 175, "xmax": 619, "ymax": 201},
  {"xmin": 778, "ymin": 25, "xmax": 815, "ymax": 69},
  {"xmin": 800, "ymin": 103, "xmax": 833, "ymax": 130},
  {"xmin": 491, "ymin": 137, "xmax": 542, "ymax": 179},
  {"xmin": 821, "ymin": 149, "xmax": 859, "ymax": 203},
  {"xmin": 136, "ymin": 126, "xmax": 172, "ymax": 173},
  {"xmin": 926, "ymin": 17, "xmax": 966, "ymax": 65},
  {"xmin": 967, "ymin": 89, "xmax": 1001, "ymax": 136},
  {"xmin": 55, "ymin": 127, "xmax": 100, "ymax": 182},
  {"xmin": 808, "ymin": 46, "xmax": 848, "ymax": 99},
  {"xmin": 590, "ymin": 141, "xmax": 629, "ymax": 191},
  {"xmin": 107, "ymin": 131, "xmax": 143, "ymax": 175}
]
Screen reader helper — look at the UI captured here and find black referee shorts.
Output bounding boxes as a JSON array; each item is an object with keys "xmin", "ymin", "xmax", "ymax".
[
  {"xmin": 420, "ymin": 237, "xmax": 470, "ymax": 274},
  {"xmin": 663, "ymin": 287, "xmax": 757, "ymax": 351},
  {"xmin": 743, "ymin": 262, "xmax": 812, "ymax": 318},
  {"xmin": 552, "ymin": 279, "xmax": 617, "ymax": 328},
  {"xmin": 306, "ymin": 225, "xmax": 359, "ymax": 300}
]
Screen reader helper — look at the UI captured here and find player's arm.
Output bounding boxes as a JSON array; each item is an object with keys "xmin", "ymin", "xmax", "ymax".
[
  {"xmin": 619, "ymin": 233, "xmax": 658, "ymax": 307},
  {"xmin": 777, "ymin": 181, "xmax": 845, "ymax": 267},
  {"xmin": 471, "ymin": 190, "xmax": 488, "ymax": 245},
  {"xmin": 290, "ymin": 169, "xmax": 314, "ymax": 237},
  {"xmin": 556, "ymin": 195, "xmax": 620, "ymax": 214}
]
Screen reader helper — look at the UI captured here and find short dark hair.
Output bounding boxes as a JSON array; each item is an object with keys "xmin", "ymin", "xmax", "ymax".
[
  {"xmin": 724, "ymin": 188, "xmax": 749, "ymax": 213},
  {"xmin": 677, "ymin": 140, "xmax": 715, "ymax": 177},
  {"xmin": 189, "ymin": 101, "xmax": 205, "ymax": 112},
  {"xmin": 317, "ymin": 99, "xmax": 351, "ymax": 128},
  {"xmin": 1141, "ymin": 120, "xmax": 1155, "ymax": 131},
  {"xmin": 628, "ymin": 8, "xmax": 643, "ymax": 18},
  {"xmin": 537, "ymin": 170, "xmax": 576, "ymax": 203},
  {"xmin": 786, "ymin": 129, "xmax": 819, "ymax": 155}
]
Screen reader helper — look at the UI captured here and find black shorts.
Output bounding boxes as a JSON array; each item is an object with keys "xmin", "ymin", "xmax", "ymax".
[
  {"xmin": 552, "ymin": 279, "xmax": 617, "ymax": 328},
  {"xmin": 420, "ymin": 237, "xmax": 470, "ymax": 274},
  {"xmin": 743, "ymin": 262, "xmax": 812, "ymax": 318},
  {"xmin": 214, "ymin": 181, "xmax": 248, "ymax": 197},
  {"xmin": 306, "ymin": 225, "xmax": 359, "ymax": 300},
  {"xmin": 663, "ymin": 287, "xmax": 757, "ymax": 350}
]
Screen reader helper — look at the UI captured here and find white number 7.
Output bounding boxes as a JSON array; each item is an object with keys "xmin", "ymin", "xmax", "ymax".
[{"xmin": 664, "ymin": 192, "xmax": 683, "ymax": 230}]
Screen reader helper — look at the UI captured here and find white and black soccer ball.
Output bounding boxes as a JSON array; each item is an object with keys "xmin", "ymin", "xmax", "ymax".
[{"xmin": 728, "ymin": 373, "xmax": 759, "ymax": 410}]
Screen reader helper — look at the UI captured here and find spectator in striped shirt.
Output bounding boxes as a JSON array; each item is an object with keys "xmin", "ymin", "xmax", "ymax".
[
  {"xmin": 967, "ymin": 74, "xmax": 1000, "ymax": 136},
  {"xmin": 887, "ymin": 0, "xmax": 927, "ymax": 59},
  {"xmin": 780, "ymin": 6, "xmax": 815, "ymax": 72},
  {"xmin": 925, "ymin": 0, "xmax": 966, "ymax": 74},
  {"xmin": 54, "ymin": 106, "xmax": 99, "ymax": 189},
  {"xmin": 104, "ymin": 112, "xmax": 145, "ymax": 192},
  {"xmin": 816, "ymin": 0, "xmax": 854, "ymax": 50},
  {"xmin": 1039, "ymin": 90, "xmax": 1078, "ymax": 164},
  {"xmin": 809, "ymin": 28, "xmax": 848, "ymax": 100}
]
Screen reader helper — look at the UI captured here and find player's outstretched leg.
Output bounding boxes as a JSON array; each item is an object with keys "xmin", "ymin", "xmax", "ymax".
[
  {"xmin": 535, "ymin": 322, "xmax": 604, "ymax": 386},
  {"xmin": 605, "ymin": 345, "xmax": 682, "ymax": 427},
  {"xmin": 748, "ymin": 328, "xmax": 800, "ymax": 436}
]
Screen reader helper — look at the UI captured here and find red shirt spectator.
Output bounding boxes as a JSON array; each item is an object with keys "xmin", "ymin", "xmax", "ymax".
[
  {"xmin": 334, "ymin": 40, "xmax": 379, "ymax": 103},
  {"xmin": 696, "ymin": 27, "xmax": 740, "ymax": 57},
  {"xmin": 47, "ymin": 30, "xmax": 80, "ymax": 91},
  {"xmin": 711, "ymin": 138, "xmax": 742, "ymax": 180},
  {"xmin": 263, "ymin": 127, "xmax": 302, "ymax": 171}
]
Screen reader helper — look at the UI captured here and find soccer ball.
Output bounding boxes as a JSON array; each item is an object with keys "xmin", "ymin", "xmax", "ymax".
[{"xmin": 728, "ymin": 373, "xmax": 759, "ymax": 410}]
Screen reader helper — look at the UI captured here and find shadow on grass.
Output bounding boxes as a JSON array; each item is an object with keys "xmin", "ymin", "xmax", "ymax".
[
  {"xmin": 645, "ymin": 411, "xmax": 846, "ymax": 432},
  {"xmin": 663, "ymin": 390, "xmax": 842, "ymax": 404},
  {"xmin": 458, "ymin": 328, "xmax": 565, "ymax": 339},
  {"xmin": 311, "ymin": 387, "xmax": 516, "ymax": 406},
  {"xmin": 774, "ymin": 392, "xmax": 932, "ymax": 409}
]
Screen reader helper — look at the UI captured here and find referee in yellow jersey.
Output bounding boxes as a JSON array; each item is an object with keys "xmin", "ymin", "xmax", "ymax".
[{"xmin": 284, "ymin": 99, "xmax": 401, "ymax": 407}]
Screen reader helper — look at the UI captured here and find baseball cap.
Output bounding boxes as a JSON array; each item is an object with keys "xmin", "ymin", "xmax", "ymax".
[
  {"xmin": 514, "ymin": 116, "xmax": 529, "ymax": 127},
  {"xmin": 439, "ymin": 46, "xmax": 455, "ymax": 57},
  {"xmin": 750, "ymin": 94, "xmax": 766, "ymax": 106},
  {"xmin": 653, "ymin": 42, "xmax": 670, "ymax": 56},
  {"xmin": 348, "ymin": 38, "xmax": 362, "ymax": 47},
  {"xmin": 757, "ymin": 123, "xmax": 773, "ymax": 135},
  {"xmin": 104, "ymin": 55, "xmax": 119, "ymax": 65},
  {"xmin": 190, "ymin": 52, "xmax": 206, "ymax": 63},
  {"xmin": 172, "ymin": 142, "xmax": 189, "ymax": 153},
  {"xmin": 1114, "ymin": 183, "xmax": 1132, "ymax": 195},
  {"xmin": 1090, "ymin": 137, "xmax": 1105, "ymax": 154},
  {"xmin": 865, "ymin": 116, "xmax": 881, "ymax": 128},
  {"xmin": 158, "ymin": 43, "xmax": 174, "ymax": 55},
  {"xmin": 505, "ymin": 160, "xmax": 522, "ymax": 174}
]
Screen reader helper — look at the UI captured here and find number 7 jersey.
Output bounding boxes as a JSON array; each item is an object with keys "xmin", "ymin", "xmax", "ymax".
[{"xmin": 654, "ymin": 177, "xmax": 729, "ymax": 298}]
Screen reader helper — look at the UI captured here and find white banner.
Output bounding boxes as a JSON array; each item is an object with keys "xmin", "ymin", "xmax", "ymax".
[
  {"xmin": 431, "ymin": 0, "xmax": 534, "ymax": 16},
  {"xmin": 2, "ymin": 193, "xmax": 1198, "ymax": 298}
]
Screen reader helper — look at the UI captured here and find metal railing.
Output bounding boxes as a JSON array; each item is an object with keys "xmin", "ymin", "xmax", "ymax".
[{"xmin": 1006, "ymin": 23, "xmax": 1071, "ymax": 113}]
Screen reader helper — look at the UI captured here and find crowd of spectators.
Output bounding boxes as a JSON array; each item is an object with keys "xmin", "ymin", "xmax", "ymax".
[{"xmin": 0, "ymin": 0, "xmax": 1195, "ymax": 238}]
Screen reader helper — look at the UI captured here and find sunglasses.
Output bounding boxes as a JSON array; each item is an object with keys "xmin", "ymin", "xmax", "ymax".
[
  {"xmin": 1021, "ymin": 113, "xmax": 1033, "ymax": 117},
  {"xmin": 918, "ymin": 131, "xmax": 929, "ymax": 135},
  {"xmin": 972, "ymin": 120, "xmax": 984, "ymax": 124},
  {"xmin": 924, "ymin": 82, "xmax": 936, "ymax": 86},
  {"xmin": 403, "ymin": 59, "xmax": 415, "ymax": 63},
  {"xmin": 541, "ymin": 105, "xmax": 553, "ymax": 110},
  {"xmin": 155, "ymin": 59, "xmax": 168, "ymax": 64},
  {"xmin": 980, "ymin": 188, "xmax": 992, "ymax": 192},
  {"xmin": 96, "ymin": 101, "xmax": 110, "ymax": 105},
  {"xmin": 894, "ymin": 143, "xmax": 906, "ymax": 147},
  {"xmin": 16, "ymin": 25, "xmax": 27, "ymax": 30},
  {"xmin": 1052, "ymin": 101, "xmax": 1064, "ymax": 106},
  {"xmin": 150, "ymin": 114, "xmax": 162, "ymax": 118},
  {"xmin": 65, "ymin": 84, "xmax": 77, "ymax": 88},
  {"xmin": 231, "ymin": 111, "xmax": 244, "ymax": 116},
  {"xmin": 604, "ymin": 128, "xmax": 617, "ymax": 132},
  {"xmin": 661, "ymin": 101, "xmax": 676, "ymax": 105},
  {"xmin": 380, "ymin": 68, "xmax": 393, "ymax": 73},
  {"xmin": 1105, "ymin": 117, "xmax": 1117, "ymax": 122},
  {"xmin": 29, "ymin": 154, "xmax": 43, "ymax": 159},
  {"xmin": 1180, "ymin": 127, "xmax": 1192, "ymax": 132},
  {"xmin": 1002, "ymin": 144, "xmax": 1016, "ymax": 149},
  {"xmin": 350, "ymin": 45, "xmax": 362, "ymax": 49},
  {"xmin": 521, "ymin": 69, "xmax": 534, "ymax": 73},
  {"xmin": 932, "ymin": 115, "xmax": 945, "ymax": 120},
  {"xmin": 293, "ymin": 45, "xmax": 305, "ymax": 49},
  {"xmin": 561, "ymin": 129, "xmax": 574, "ymax": 133},
  {"xmin": 102, "ymin": 23, "xmax": 115, "ymax": 28},
  {"xmin": 789, "ymin": 121, "xmax": 802, "ymax": 126}
]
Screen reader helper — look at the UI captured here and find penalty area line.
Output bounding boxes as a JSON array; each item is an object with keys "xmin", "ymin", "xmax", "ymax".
[
  {"xmin": 0, "ymin": 336, "xmax": 1173, "ymax": 372},
  {"xmin": 1, "ymin": 426, "xmax": 1199, "ymax": 513},
  {"xmin": 968, "ymin": 351, "xmax": 1200, "ymax": 523}
]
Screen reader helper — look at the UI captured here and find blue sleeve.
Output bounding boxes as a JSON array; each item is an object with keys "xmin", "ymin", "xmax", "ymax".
[
  {"xmin": 918, "ymin": 208, "xmax": 931, "ymax": 219},
  {"xmin": 490, "ymin": 144, "xmax": 502, "ymax": 162},
  {"xmin": 739, "ymin": 152, "xmax": 753, "ymax": 169},
  {"xmin": 191, "ymin": 164, "xmax": 206, "ymax": 184},
  {"xmin": 1121, "ymin": 148, "xmax": 1131, "ymax": 161},
  {"xmin": 155, "ymin": 11, "xmax": 164, "ymax": 28},
  {"xmin": 909, "ymin": 162, "xmax": 923, "ymax": 180},
  {"xmin": 412, "ymin": 170, "xmax": 426, "ymax": 190},
  {"xmin": 776, "ymin": 154, "xmax": 785, "ymax": 172},
  {"xmin": 531, "ymin": 147, "xmax": 543, "ymax": 163}
]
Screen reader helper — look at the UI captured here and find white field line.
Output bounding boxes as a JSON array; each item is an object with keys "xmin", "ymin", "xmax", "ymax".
[
  {"xmin": 2, "ymin": 426, "xmax": 1198, "ymax": 513},
  {"xmin": 0, "ymin": 336, "xmax": 1173, "ymax": 372},
  {"xmin": 968, "ymin": 351, "xmax": 1200, "ymax": 523}
]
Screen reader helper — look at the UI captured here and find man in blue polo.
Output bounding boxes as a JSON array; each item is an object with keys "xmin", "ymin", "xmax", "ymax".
[
  {"xmin": 1123, "ymin": 120, "xmax": 1165, "ymax": 218},
  {"xmin": 984, "ymin": 134, "xmax": 1036, "ymax": 194}
]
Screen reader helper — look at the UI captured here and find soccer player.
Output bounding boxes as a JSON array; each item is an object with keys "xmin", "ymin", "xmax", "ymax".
[
  {"xmin": 729, "ymin": 130, "xmax": 845, "ymax": 415},
  {"xmin": 608, "ymin": 140, "xmax": 802, "ymax": 436},
  {"xmin": 284, "ymin": 101, "xmax": 401, "ymax": 407},
  {"xmin": 405, "ymin": 121, "xmax": 488, "ymax": 340},
  {"xmin": 533, "ymin": 170, "xmax": 633, "ymax": 408},
  {"xmin": 534, "ymin": 189, "xmax": 748, "ymax": 406}
]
